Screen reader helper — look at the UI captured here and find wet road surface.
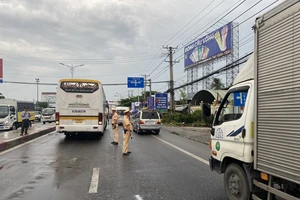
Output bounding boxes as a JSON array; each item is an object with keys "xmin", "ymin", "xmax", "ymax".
[{"xmin": 0, "ymin": 126, "xmax": 227, "ymax": 200}]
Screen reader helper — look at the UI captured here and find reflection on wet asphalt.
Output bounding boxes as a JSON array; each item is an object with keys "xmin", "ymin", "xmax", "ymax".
[{"xmin": 0, "ymin": 127, "xmax": 227, "ymax": 200}]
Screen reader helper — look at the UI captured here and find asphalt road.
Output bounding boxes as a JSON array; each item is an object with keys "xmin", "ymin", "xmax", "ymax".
[{"xmin": 0, "ymin": 125, "xmax": 227, "ymax": 200}]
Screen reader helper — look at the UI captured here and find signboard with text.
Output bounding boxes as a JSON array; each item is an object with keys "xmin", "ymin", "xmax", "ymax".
[
  {"xmin": 147, "ymin": 96, "xmax": 155, "ymax": 110},
  {"xmin": 127, "ymin": 77, "xmax": 144, "ymax": 88},
  {"xmin": 184, "ymin": 22, "xmax": 232, "ymax": 68},
  {"xmin": 155, "ymin": 93, "xmax": 168, "ymax": 112}
]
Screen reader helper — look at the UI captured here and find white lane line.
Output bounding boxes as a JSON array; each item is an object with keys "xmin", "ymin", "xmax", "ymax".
[
  {"xmin": 135, "ymin": 195, "xmax": 143, "ymax": 200},
  {"xmin": 0, "ymin": 133, "xmax": 51, "ymax": 156},
  {"xmin": 88, "ymin": 167, "xmax": 100, "ymax": 193},
  {"xmin": 152, "ymin": 135, "xmax": 209, "ymax": 165}
]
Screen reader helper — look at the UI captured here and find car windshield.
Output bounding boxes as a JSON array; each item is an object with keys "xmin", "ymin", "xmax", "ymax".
[
  {"xmin": 117, "ymin": 110, "xmax": 125, "ymax": 115},
  {"xmin": 142, "ymin": 112, "xmax": 159, "ymax": 119},
  {"xmin": 42, "ymin": 109, "xmax": 55, "ymax": 115},
  {"xmin": 0, "ymin": 106, "xmax": 9, "ymax": 118}
]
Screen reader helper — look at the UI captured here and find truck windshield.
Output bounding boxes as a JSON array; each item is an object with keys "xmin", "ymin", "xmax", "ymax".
[
  {"xmin": 42, "ymin": 109, "xmax": 55, "ymax": 115},
  {"xmin": 0, "ymin": 106, "xmax": 9, "ymax": 118},
  {"xmin": 117, "ymin": 110, "xmax": 125, "ymax": 115}
]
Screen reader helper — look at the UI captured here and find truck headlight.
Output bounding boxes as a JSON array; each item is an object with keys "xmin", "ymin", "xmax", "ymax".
[{"xmin": 4, "ymin": 121, "xmax": 8, "ymax": 125}]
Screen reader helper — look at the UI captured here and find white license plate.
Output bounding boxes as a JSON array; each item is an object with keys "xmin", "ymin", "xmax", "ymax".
[{"xmin": 146, "ymin": 121, "xmax": 155, "ymax": 125}]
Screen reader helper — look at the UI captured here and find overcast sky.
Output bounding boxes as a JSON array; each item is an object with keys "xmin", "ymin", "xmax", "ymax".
[{"xmin": 0, "ymin": 0, "xmax": 284, "ymax": 102}]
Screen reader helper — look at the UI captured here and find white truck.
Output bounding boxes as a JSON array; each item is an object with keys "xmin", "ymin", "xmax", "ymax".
[
  {"xmin": 202, "ymin": 1, "xmax": 300, "ymax": 199},
  {"xmin": 0, "ymin": 99, "xmax": 35, "ymax": 130}
]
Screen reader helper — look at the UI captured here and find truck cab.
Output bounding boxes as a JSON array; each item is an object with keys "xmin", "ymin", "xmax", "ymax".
[{"xmin": 0, "ymin": 104, "xmax": 17, "ymax": 130}]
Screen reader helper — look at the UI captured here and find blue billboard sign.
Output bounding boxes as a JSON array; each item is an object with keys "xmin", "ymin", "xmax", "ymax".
[
  {"xmin": 233, "ymin": 91, "xmax": 247, "ymax": 107},
  {"xmin": 155, "ymin": 93, "xmax": 168, "ymax": 111},
  {"xmin": 184, "ymin": 22, "xmax": 232, "ymax": 68},
  {"xmin": 127, "ymin": 77, "xmax": 144, "ymax": 88},
  {"xmin": 147, "ymin": 96, "xmax": 155, "ymax": 110}
]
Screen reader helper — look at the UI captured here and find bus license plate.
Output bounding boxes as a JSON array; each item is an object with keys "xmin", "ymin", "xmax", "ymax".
[{"xmin": 75, "ymin": 119, "xmax": 83, "ymax": 123}]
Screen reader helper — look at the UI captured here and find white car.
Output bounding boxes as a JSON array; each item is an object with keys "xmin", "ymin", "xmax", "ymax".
[
  {"xmin": 35, "ymin": 111, "xmax": 41, "ymax": 121},
  {"xmin": 41, "ymin": 108, "xmax": 55, "ymax": 124}
]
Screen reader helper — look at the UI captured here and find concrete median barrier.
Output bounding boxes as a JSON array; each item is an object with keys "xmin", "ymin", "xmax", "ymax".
[{"xmin": 0, "ymin": 126, "xmax": 55, "ymax": 153}]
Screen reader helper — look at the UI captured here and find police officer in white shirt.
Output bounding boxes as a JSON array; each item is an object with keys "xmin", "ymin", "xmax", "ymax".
[{"xmin": 20, "ymin": 106, "xmax": 31, "ymax": 136}]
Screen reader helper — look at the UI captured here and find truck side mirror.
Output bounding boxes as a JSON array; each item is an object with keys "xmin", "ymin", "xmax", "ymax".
[{"xmin": 202, "ymin": 103, "xmax": 211, "ymax": 117}]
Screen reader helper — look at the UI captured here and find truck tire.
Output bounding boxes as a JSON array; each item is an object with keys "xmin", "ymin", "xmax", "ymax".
[
  {"xmin": 224, "ymin": 163, "xmax": 250, "ymax": 200},
  {"xmin": 11, "ymin": 123, "xmax": 17, "ymax": 130}
]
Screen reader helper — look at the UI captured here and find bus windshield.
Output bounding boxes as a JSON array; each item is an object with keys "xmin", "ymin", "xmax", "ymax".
[{"xmin": 60, "ymin": 81, "xmax": 99, "ymax": 93}]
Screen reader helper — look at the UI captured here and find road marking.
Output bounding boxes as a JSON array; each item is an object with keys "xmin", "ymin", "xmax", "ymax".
[
  {"xmin": 88, "ymin": 167, "xmax": 100, "ymax": 193},
  {"xmin": 0, "ymin": 133, "xmax": 52, "ymax": 156},
  {"xmin": 152, "ymin": 135, "xmax": 209, "ymax": 165},
  {"xmin": 135, "ymin": 195, "xmax": 143, "ymax": 200}
]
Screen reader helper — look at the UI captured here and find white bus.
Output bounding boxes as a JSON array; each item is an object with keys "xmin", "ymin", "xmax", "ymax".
[{"xmin": 55, "ymin": 79, "xmax": 108, "ymax": 138}]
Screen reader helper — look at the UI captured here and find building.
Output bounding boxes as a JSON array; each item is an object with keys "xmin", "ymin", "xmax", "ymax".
[{"xmin": 41, "ymin": 92, "xmax": 56, "ymax": 108}]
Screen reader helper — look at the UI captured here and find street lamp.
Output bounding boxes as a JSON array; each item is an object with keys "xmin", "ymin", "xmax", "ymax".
[
  {"xmin": 35, "ymin": 78, "xmax": 40, "ymax": 106},
  {"xmin": 59, "ymin": 63, "xmax": 84, "ymax": 78}
]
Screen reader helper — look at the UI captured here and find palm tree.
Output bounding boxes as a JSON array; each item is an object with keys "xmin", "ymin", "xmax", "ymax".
[{"xmin": 210, "ymin": 78, "xmax": 225, "ymax": 90}]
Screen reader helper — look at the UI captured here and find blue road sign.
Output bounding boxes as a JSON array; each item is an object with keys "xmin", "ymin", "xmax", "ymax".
[
  {"xmin": 233, "ymin": 91, "xmax": 247, "ymax": 106},
  {"xmin": 127, "ymin": 77, "xmax": 144, "ymax": 88},
  {"xmin": 148, "ymin": 97, "xmax": 154, "ymax": 110},
  {"xmin": 155, "ymin": 93, "xmax": 168, "ymax": 111}
]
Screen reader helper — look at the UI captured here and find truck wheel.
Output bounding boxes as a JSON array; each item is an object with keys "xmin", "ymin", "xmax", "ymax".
[
  {"xmin": 224, "ymin": 163, "xmax": 250, "ymax": 200},
  {"xmin": 11, "ymin": 123, "xmax": 17, "ymax": 130},
  {"xmin": 43, "ymin": 121, "xmax": 46, "ymax": 124}
]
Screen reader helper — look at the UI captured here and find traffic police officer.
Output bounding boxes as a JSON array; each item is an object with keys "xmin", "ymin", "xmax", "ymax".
[
  {"xmin": 111, "ymin": 107, "xmax": 119, "ymax": 145},
  {"xmin": 122, "ymin": 108, "xmax": 132, "ymax": 156}
]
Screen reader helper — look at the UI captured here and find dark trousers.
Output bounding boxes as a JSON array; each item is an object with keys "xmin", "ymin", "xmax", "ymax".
[{"xmin": 21, "ymin": 119, "xmax": 29, "ymax": 135}]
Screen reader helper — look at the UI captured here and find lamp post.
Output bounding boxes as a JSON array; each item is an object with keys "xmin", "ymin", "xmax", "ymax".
[
  {"xmin": 35, "ymin": 78, "xmax": 40, "ymax": 106},
  {"xmin": 59, "ymin": 63, "xmax": 84, "ymax": 78}
]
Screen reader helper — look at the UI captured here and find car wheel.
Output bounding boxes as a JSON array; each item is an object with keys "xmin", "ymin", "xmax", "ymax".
[
  {"xmin": 154, "ymin": 130, "xmax": 160, "ymax": 135},
  {"xmin": 137, "ymin": 126, "xmax": 142, "ymax": 134},
  {"xmin": 43, "ymin": 121, "xmax": 46, "ymax": 124}
]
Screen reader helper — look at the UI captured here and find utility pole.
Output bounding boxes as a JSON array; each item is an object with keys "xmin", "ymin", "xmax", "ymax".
[
  {"xmin": 141, "ymin": 74, "xmax": 149, "ymax": 107},
  {"xmin": 163, "ymin": 46, "xmax": 178, "ymax": 113},
  {"xmin": 148, "ymin": 79, "xmax": 152, "ymax": 97},
  {"xmin": 35, "ymin": 78, "xmax": 40, "ymax": 106}
]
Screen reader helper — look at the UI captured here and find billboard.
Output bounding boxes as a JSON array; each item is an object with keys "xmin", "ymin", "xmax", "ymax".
[
  {"xmin": 147, "ymin": 96, "xmax": 155, "ymax": 110},
  {"xmin": 184, "ymin": 22, "xmax": 232, "ymax": 68},
  {"xmin": 0, "ymin": 59, "xmax": 3, "ymax": 83},
  {"xmin": 155, "ymin": 93, "xmax": 168, "ymax": 112}
]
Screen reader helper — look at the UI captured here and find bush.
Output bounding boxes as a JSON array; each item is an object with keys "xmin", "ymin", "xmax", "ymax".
[{"xmin": 162, "ymin": 111, "xmax": 206, "ymax": 127}]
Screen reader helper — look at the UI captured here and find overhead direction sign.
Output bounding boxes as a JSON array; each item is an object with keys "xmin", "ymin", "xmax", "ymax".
[{"xmin": 127, "ymin": 77, "xmax": 144, "ymax": 88}]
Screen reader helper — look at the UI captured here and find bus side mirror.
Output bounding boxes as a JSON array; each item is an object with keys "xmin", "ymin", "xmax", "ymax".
[{"xmin": 202, "ymin": 103, "xmax": 211, "ymax": 117}]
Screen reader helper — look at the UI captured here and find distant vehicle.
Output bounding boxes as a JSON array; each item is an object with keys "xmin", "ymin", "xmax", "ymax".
[
  {"xmin": 35, "ymin": 111, "xmax": 41, "ymax": 121},
  {"xmin": 41, "ymin": 108, "xmax": 55, "ymax": 124},
  {"xmin": 132, "ymin": 110, "xmax": 161, "ymax": 134},
  {"xmin": 55, "ymin": 79, "xmax": 108, "ymax": 138},
  {"xmin": 0, "ymin": 99, "xmax": 35, "ymax": 130},
  {"xmin": 116, "ymin": 106, "xmax": 129, "ymax": 125}
]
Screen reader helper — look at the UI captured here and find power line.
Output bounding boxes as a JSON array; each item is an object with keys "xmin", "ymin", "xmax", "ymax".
[
  {"xmin": 3, "ymin": 80, "xmax": 169, "ymax": 86},
  {"xmin": 164, "ymin": 0, "xmax": 218, "ymax": 45},
  {"xmin": 165, "ymin": 51, "xmax": 253, "ymax": 93},
  {"xmin": 166, "ymin": 0, "xmax": 229, "ymax": 46}
]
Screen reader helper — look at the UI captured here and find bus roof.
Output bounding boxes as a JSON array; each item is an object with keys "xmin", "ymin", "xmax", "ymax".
[{"xmin": 58, "ymin": 79, "xmax": 102, "ymax": 84}]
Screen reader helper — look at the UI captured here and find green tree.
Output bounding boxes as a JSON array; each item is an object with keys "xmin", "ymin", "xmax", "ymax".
[
  {"xmin": 36, "ymin": 102, "xmax": 49, "ymax": 109},
  {"xmin": 210, "ymin": 78, "xmax": 225, "ymax": 90}
]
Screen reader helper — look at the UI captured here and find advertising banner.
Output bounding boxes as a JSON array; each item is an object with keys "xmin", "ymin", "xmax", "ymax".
[
  {"xmin": 155, "ymin": 93, "xmax": 168, "ymax": 112},
  {"xmin": 147, "ymin": 96, "xmax": 155, "ymax": 110},
  {"xmin": 184, "ymin": 22, "xmax": 232, "ymax": 68}
]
